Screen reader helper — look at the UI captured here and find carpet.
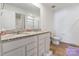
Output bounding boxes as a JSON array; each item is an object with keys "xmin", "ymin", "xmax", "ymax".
[{"xmin": 66, "ymin": 46, "xmax": 79, "ymax": 56}]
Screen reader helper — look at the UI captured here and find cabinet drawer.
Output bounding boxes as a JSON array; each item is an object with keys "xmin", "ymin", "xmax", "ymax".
[
  {"xmin": 38, "ymin": 33, "xmax": 50, "ymax": 39},
  {"xmin": 2, "ymin": 38, "xmax": 27, "ymax": 53}
]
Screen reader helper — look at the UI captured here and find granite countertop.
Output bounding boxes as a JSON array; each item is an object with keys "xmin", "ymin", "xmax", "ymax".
[{"xmin": 0, "ymin": 31, "xmax": 50, "ymax": 42}]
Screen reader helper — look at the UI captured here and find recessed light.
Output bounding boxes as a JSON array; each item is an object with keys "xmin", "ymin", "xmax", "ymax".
[{"xmin": 52, "ymin": 5, "xmax": 56, "ymax": 8}]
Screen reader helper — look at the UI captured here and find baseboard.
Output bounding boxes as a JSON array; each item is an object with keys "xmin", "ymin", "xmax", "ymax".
[{"xmin": 60, "ymin": 41, "xmax": 79, "ymax": 47}]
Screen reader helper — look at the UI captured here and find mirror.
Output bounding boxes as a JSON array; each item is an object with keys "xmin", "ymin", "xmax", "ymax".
[
  {"xmin": 24, "ymin": 15, "xmax": 40, "ymax": 31},
  {"xmin": 15, "ymin": 13, "xmax": 40, "ymax": 32},
  {"xmin": 16, "ymin": 13, "xmax": 25, "ymax": 32},
  {"xmin": 0, "ymin": 10, "xmax": 16, "ymax": 32},
  {"xmin": 25, "ymin": 16, "xmax": 34, "ymax": 30},
  {"xmin": 0, "ymin": 3, "xmax": 40, "ymax": 35},
  {"xmin": 33, "ymin": 17, "xmax": 40, "ymax": 30}
]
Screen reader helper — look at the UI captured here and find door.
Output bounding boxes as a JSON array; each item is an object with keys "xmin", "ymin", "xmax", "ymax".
[{"xmin": 26, "ymin": 36, "xmax": 37, "ymax": 56}]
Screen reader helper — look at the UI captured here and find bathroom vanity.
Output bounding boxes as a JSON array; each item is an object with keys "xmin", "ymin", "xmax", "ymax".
[
  {"xmin": 0, "ymin": 31, "xmax": 50, "ymax": 56},
  {"xmin": 0, "ymin": 3, "xmax": 51, "ymax": 56}
]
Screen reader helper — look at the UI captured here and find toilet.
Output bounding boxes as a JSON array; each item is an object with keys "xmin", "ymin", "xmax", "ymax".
[
  {"xmin": 51, "ymin": 34, "xmax": 62, "ymax": 45},
  {"xmin": 53, "ymin": 36, "xmax": 61, "ymax": 45}
]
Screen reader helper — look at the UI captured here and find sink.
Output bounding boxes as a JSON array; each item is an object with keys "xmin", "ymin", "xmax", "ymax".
[{"xmin": 21, "ymin": 32, "xmax": 30, "ymax": 34}]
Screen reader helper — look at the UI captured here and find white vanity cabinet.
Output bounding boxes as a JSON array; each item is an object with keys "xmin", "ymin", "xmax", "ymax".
[{"xmin": 1, "ymin": 32, "xmax": 50, "ymax": 56}]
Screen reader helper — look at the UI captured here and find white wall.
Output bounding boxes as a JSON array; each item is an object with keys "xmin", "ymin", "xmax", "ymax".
[
  {"xmin": 40, "ymin": 4, "xmax": 54, "ymax": 33},
  {"xmin": 54, "ymin": 5, "xmax": 79, "ymax": 45}
]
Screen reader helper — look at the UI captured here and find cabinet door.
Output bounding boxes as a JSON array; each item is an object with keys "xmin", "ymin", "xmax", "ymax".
[
  {"xmin": 38, "ymin": 35, "xmax": 45, "ymax": 56},
  {"xmin": 38, "ymin": 43, "xmax": 45, "ymax": 56},
  {"xmin": 38, "ymin": 33, "xmax": 50, "ymax": 56},
  {"xmin": 45, "ymin": 37, "xmax": 50, "ymax": 53},
  {"xmin": 3, "ymin": 37, "xmax": 27, "ymax": 53},
  {"xmin": 26, "ymin": 36, "xmax": 37, "ymax": 56},
  {"xmin": 26, "ymin": 36, "xmax": 37, "ymax": 50},
  {"xmin": 3, "ymin": 46, "xmax": 25, "ymax": 56},
  {"xmin": 0, "ymin": 43, "xmax": 2, "ymax": 56}
]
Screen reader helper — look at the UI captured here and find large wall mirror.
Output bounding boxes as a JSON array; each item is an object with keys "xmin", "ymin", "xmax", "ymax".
[
  {"xmin": 0, "ymin": 3, "xmax": 40, "ymax": 36},
  {"xmin": 16, "ymin": 13, "xmax": 25, "ymax": 32}
]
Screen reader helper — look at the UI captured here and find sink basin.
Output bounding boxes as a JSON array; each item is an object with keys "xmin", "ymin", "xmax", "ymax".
[{"xmin": 21, "ymin": 32, "xmax": 30, "ymax": 34}]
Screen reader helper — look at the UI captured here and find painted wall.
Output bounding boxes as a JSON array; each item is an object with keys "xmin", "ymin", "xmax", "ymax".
[
  {"xmin": 40, "ymin": 4, "xmax": 54, "ymax": 34},
  {"xmin": 54, "ymin": 5, "xmax": 79, "ymax": 45}
]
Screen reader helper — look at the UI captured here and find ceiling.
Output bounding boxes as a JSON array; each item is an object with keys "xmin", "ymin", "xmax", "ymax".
[
  {"xmin": 6, "ymin": 3, "xmax": 79, "ymax": 15},
  {"xmin": 7, "ymin": 3, "xmax": 40, "ymax": 16},
  {"xmin": 43, "ymin": 3, "xmax": 79, "ymax": 11}
]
